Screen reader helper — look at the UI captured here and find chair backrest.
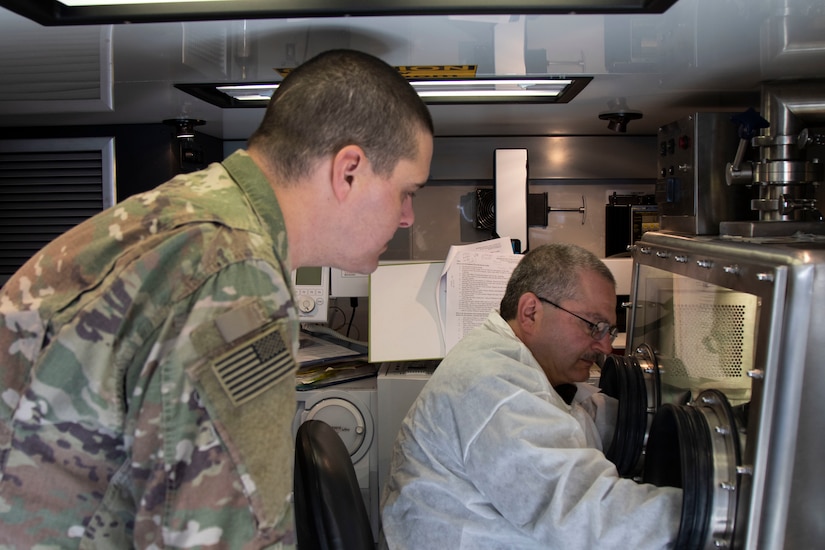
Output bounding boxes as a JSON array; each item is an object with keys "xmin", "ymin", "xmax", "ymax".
[{"xmin": 294, "ymin": 419, "xmax": 375, "ymax": 550}]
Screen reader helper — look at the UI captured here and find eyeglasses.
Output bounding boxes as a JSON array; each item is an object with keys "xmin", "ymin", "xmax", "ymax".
[{"xmin": 535, "ymin": 295, "xmax": 619, "ymax": 343}]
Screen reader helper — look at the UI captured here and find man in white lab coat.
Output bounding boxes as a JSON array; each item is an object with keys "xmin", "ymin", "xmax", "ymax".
[{"xmin": 381, "ymin": 243, "xmax": 681, "ymax": 549}]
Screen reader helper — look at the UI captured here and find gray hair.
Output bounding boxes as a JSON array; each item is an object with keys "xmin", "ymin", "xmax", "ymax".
[
  {"xmin": 247, "ymin": 49, "xmax": 433, "ymax": 183},
  {"xmin": 499, "ymin": 243, "xmax": 615, "ymax": 320}
]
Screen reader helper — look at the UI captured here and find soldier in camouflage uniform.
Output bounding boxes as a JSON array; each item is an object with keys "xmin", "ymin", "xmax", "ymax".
[{"xmin": 0, "ymin": 49, "xmax": 433, "ymax": 548}]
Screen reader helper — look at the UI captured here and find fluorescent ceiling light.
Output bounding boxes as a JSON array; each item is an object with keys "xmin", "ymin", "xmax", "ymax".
[
  {"xmin": 178, "ymin": 77, "xmax": 591, "ymax": 107},
  {"xmin": 216, "ymin": 84, "xmax": 277, "ymax": 102},
  {"xmin": 60, "ymin": 0, "xmax": 226, "ymax": 5},
  {"xmin": 0, "ymin": 0, "xmax": 679, "ymax": 26},
  {"xmin": 412, "ymin": 79, "xmax": 571, "ymax": 99}
]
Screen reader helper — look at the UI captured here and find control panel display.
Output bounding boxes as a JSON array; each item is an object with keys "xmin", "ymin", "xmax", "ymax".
[{"xmin": 292, "ymin": 266, "xmax": 329, "ymax": 323}]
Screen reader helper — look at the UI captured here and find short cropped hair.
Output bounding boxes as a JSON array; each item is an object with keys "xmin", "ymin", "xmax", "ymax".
[
  {"xmin": 247, "ymin": 49, "xmax": 434, "ymax": 183},
  {"xmin": 499, "ymin": 243, "xmax": 616, "ymax": 321}
]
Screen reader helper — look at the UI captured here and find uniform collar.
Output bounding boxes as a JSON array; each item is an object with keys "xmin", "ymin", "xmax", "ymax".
[{"xmin": 222, "ymin": 150, "xmax": 289, "ymax": 267}]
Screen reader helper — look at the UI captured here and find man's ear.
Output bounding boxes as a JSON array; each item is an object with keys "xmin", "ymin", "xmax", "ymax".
[
  {"xmin": 517, "ymin": 293, "xmax": 542, "ymax": 335},
  {"xmin": 331, "ymin": 145, "xmax": 366, "ymax": 203}
]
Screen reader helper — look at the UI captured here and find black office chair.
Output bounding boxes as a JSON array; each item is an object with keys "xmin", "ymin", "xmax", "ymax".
[{"xmin": 294, "ymin": 419, "xmax": 375, "ymax": 550}]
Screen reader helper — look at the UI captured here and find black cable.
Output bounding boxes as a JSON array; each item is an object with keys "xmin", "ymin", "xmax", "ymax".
[{"xmin": 347, "ymin": 297, "xmax": 358, "ymax": 337}]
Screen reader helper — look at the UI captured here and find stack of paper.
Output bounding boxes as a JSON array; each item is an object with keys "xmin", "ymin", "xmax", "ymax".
[{"xmin": 437, "ymin": 237, "xmax": 523, "ymax": 352}]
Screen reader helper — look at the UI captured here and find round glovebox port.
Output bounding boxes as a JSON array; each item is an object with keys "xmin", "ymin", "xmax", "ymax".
[
  {"xmin": 599, "ymin": 354, "xmax": 650, "ymax": 478},
  {"xmin": 643, "ymin": 389, "xmax": 742, "ymax": 550}
]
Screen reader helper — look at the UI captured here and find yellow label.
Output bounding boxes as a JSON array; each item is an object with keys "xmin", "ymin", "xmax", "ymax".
[
  {"xmin": 274, "ymin": 64, "xmax": 478, "ymax": 79},
  {"xmin": 396, "ymin": 65, "xmax": 478, "ymax": 78}
]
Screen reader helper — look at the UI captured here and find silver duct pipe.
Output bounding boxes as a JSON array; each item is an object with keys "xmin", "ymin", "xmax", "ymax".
[
  {"xmin": 760, "ymin": 81, "xmax": 825, "ymax": 149},
  {"xmin": 723, "ymin": 0, "xmax": 825, "ymax": 228},
  {"xmin": 753, "ymin": 82, "xmax": 825, "ymax": 221},
  {"xmin": 725, "ymin": 80, "xmax": 825, "ymax": 226}
]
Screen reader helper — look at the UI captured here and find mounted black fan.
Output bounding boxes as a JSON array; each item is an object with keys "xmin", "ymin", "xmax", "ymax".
[{"xmin": 475, "ymin": 188, "xmax": 495, "ymax": 230}]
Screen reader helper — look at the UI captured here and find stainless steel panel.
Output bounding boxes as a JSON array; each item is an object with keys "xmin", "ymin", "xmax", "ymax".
[
  {"xmin": 656, "ymin": 113, "xmax": 756, "ymax": 235},
  {"xmin": 430, "ymin": 135, "xmax": 656, "ymax": 180},
  {"xmin": 629, "ymin": 231, "xmax": 825, "ymax": 548}
]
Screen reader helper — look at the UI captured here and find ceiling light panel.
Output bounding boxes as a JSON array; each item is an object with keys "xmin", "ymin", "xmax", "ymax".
[{"xmin": 178, "ymin": 76, "xmax": 592, "ymax": 107}]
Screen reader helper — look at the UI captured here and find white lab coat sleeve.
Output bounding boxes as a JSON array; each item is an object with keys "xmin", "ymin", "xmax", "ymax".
[
  {"xmin": 574, "ymin": 381, "xmax": 618, "ymax": 451},
  {"xmin": 460, "ymin": 375, "xmax": 681, "ymax": 549}
]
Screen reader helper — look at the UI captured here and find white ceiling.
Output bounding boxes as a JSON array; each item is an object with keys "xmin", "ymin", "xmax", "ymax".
[{"xmin": 0, "ymin": 0, "xmax": 823, "ymax": 140}]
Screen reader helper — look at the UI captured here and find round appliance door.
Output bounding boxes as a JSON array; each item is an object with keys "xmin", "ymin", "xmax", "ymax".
[
  {"xmin": 300, "ymin": 394, "xmax": 373, "ymax": 464},
  {"xmin": 643, "ymin": 389, "xmax": 745, "ymax": 550}
]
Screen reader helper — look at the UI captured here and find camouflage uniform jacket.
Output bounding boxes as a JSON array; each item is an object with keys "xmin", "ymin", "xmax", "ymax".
[{"xmin": 0, "ymin": 150, "xmax": 299, "ymax": 549}]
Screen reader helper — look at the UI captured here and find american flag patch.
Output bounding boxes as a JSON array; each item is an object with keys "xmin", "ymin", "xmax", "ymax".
[{"xmin": 212, "ymin": 324, "xmax": 294, "ymax": 406}]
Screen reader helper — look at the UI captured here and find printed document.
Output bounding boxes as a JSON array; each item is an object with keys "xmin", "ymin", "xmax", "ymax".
[{"xmin": 437, "ymin": 237, "xmax": 522, "ymax": 353}]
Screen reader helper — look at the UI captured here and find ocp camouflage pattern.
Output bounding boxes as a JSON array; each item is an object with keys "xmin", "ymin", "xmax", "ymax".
[{"xmin": 0, "ymin": 150, "xmax": 298, "ymax": 549}]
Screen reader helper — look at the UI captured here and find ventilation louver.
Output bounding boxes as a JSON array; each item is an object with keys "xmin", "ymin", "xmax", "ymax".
[
  {"xmin": 0, "ymin": 138, "xmax": 115, "ymax": 286},
  {"xmin": 0, "ymin": 23, "xmax": 112, "ymax": 113}
]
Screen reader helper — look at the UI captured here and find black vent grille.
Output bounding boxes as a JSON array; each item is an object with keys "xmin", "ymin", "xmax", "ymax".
[
  {"xmin": 0, "ymin": 138, "xmax": 115, "ymax": 286},
  {"xmin": 475, "ymin": 188, "xmax": 495, "ymax": 230}
]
